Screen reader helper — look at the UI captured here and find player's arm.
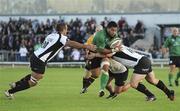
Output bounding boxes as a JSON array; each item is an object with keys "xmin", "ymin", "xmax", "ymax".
[
  {"xmin": 93, "ymin": 33, "xmax": 119, "ymax": 54},
  {"xmin": 65, "ymin": 40, "xmax": 96, "ymax": 52},
  {"xmin": 86, "ymin": 52, "xmax": 114, "ymax": 60},
  {"xmin": 162, "ymin": 37, "xmax": 170, "ymax": 54}
]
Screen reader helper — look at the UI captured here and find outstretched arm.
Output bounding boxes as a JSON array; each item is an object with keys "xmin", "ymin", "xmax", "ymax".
[{"xmin": 65, "ymin": 40, "xmax": 96, "ymax": 52}]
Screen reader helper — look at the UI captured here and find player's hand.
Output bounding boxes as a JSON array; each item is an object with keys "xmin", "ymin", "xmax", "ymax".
[
  {"xmin": 85, "ymin": 44, "xmax": 96, "ymax": 52},
  {"xmin": 106, "ymin": 53, "xmax": 113, "ymax": 58},
  {"xmin": 111, "ymin": 44, "xmax": 122, "ymax": 53}
]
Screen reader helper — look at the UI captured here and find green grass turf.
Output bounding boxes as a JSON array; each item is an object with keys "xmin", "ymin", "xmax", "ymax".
[{"xmin": 0, "ymin": 67, "xmax": 179, "ymax": 111}]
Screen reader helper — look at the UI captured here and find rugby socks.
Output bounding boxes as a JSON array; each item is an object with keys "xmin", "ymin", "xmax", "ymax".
[
  {"xmin": 100, "ymin": 70, "xmax": 109, "ymax": 91},
  {"xmin": 136, "ymin": 83, "xmax": 154, "ymax": 97},
  {"xmin": 8, "ymin": 74, "xmax": 31, "ymax": 94},
  {"xmin": 155, "ymin": 80, "xmax": 171, "ymax": 96},
  {"xmin": 83, "ymin": 76, "xmax": 95, "ymax": 89},
  {"xmin": 82, "ymin": 78, "xmax": 89, "ymax": 88},
  {"xmin": 175, "ymin": 72, "xmax": 180, "ymax": 81},
  {"xmin": 106, "ymin": 85, "xmax": 114, "ymax": 95},
  {"xmin": 168, "ymin": 73, "xmax": 173, "ymax": 86},
  {"xmin": 15, "ymin": 74, "xmax": 31, "ymax": 87}
]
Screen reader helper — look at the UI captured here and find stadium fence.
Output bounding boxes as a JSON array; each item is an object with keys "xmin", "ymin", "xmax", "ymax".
[{"xmin": 0, "ymin": 50, "xmax": 168, "ymax": 68}]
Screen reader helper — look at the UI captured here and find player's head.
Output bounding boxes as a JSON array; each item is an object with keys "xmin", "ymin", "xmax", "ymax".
[
  {"xmin": 56, "ymin": 23, "xmax": 68, "ymax": 35},
  {"xmin": 171, "ymin": 27, "xmax": 179, "ymax": 36},
  {"xmin": 95, "ymin": 25, "xmax": 103, "ymax": 32},
  {"xmin": 106, "ymin": 21, "xmax": 118, "ymax": 38}
]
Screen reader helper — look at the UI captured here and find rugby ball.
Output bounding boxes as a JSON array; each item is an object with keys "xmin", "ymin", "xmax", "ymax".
[{"xmin": 109, "ymin": 38, "xmax": 122, "ymax": 49}]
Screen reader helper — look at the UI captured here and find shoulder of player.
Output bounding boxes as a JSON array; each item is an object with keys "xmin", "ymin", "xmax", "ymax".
[
  {"xmin": 164, "ymin": 36, "xmax": 172, "ymax": 42},
  {"xmin": 95, "ymin": 29, "xmax": 105, "ymax": 36}
]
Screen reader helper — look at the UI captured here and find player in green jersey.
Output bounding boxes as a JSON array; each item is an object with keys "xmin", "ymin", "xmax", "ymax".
[
  {"xmin": 162, "ymin": 27, "xmax": 180, "ymax": 87},
  {"xmin": 80, "ymin": 21, "xmax": 123, "ymax": 96}
]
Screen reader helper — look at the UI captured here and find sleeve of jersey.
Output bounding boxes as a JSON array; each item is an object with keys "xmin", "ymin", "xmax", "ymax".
[
  {"xmin": 163, "ymin": 37, "xmax": 170, "ymax": 48},
  {"xmin": 93, "ymin": 32, "xmax": 105, "ymax": 52},
  {"xmin": 60, "ymin": 35, "xmax": 69, "ymax": 45},
  {"xmin": 86, "ymin": 35, "xmax": 93, "ymax": 45}
]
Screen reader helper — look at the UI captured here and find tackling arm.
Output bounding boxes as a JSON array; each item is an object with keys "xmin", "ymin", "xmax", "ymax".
[{"xmin": 65, "ymin": 40, "xmax": 96, "ymax": 52}]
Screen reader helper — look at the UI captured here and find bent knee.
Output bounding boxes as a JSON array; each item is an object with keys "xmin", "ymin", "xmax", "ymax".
[
  {"xmin": 130, "ymin": 82, "xmax": 138, "ymax": 88},
  {"xmin": 148, "ymin": 79, "xmax": 159, "ymax": 85}
]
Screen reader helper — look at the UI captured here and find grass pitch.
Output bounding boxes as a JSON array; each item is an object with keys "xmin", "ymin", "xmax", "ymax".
[{"xmin": 0, "ymin": 67, "xmax": 179, "ymax": 111}]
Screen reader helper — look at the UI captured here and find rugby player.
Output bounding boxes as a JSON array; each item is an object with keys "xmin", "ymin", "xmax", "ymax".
[
  {"xmin": 162, "ymin": 27, "xmax": 180, "ymax": 87},
  {"xmin": 80, "ymin": 21, "xmax": 122, "ymax": 96},
  {"xmin": 89, "ymin": 45, "xmax": 175, "ymax": 101},
  {"xmin": 106, "ymin": 59, "xmax": 130, "ymax": 99},
  {"xmin": 5, "ymin": 23, "xmax": 96, "ymax": 99},
  {"xmin": 81, "ymin": 25, "xmax": 103, "ymax": 93}
]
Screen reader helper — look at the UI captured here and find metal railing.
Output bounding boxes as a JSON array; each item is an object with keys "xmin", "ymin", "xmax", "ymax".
[{"xmin": 0, "ymin": 50, "xmax": 169, "ymax": 68}]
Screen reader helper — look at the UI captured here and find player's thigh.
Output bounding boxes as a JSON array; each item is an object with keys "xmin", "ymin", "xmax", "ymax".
[
  {"xmin": 31, "ymin": 72, "xmax": 44, "ymax": 80},
  {"xmin": 145, "ymin": 71, "xmax": 159, "ymax": 85},
  {"xmin": 90, "ymin": 68, "xmax": 101, "ymax": 78}
]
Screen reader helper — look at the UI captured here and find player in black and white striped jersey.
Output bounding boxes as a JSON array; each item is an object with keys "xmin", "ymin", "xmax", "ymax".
[
  {"xmin": 87, "ymin": 45, "xmax": 175, "ymax": 101},
  {"xmin": 5, "ymin": 23, "xmax": 96, "ymax": 99},
  {"xmin": 111, "ymin": 45, "xmax": 175, "ymax": 101}
]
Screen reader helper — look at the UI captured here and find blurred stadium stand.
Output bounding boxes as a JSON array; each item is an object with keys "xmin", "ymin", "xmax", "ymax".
[
  {"xmin": 0, "ymin": 0, "xmax": 179, "ymax": 67},
  {"xmin": 0, "ymin": 0, "xmax": 180, "ymax": 14}
]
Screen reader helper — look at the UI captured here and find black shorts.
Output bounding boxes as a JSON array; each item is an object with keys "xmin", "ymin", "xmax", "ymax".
[
  {"xmin": 109, "ymin": 69, "xmax": 128, "ymax": 86},
  {"xmin": 30, "ymin": 54, "xmax": 46, "ymax": 74},
  {"xmin": 169, "ymin": 56, "xmax": 180, "ymax": 67},
  {"xmin": 86, "ymin": 57, "xmax": 102, "ymax": 70},
  {"xmin": 133, "ymin": 56, "xmax": 152, "ymax": 75}
]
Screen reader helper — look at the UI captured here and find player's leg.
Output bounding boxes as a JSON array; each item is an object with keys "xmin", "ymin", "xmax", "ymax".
[
  {"xmin": 5, "ymin": 72, "xmax": 43, "ymax": 99},
  {"xmin": 5, "ymin": 54, "xmax": 45, "ymax": 99},
  {"xmin": 114, "ymin": 69, "xmax": 130, "ymax": 94},
  {"xmin": 168, "ymin": 64, "xmax": 176, "ymax": 86},
  {"xmin": 106, "ymin": 59, "xmax": 129, "ymax": 98},
  {"xmin": 110, "ymin": 69, "xmax": 130, "ymax": 99},
  {"xmin": 106, "ymin": 69, "xmax": 130, "ymax": 99},
  {"xmin": 81, "ymin": 63, "xmax": 92, "ymax": 93},
  {"xmin": 130, "ymin": 74, "xmax": 156, "ymax": 101},
  {"xmin": 99, "ymin": 58, "xmax": 110, "ymax": 97},
  {"xmin": 174, "ymin": 57, "xmax": 180, "ymax": 86},
  {"xmin": 175, "ymin": 67, "xmax": 180, "ymax": 86},
  {"xmin": 80, "ymin": 57, "xmax": 102, "ymax": 94},
  {"xmin": 80, "ymin": 68, "xmax": 100, "ymax": 94},
  {"xmin": 105, "ymin": 74, "xmax": 115, "ymax": 98},
  {"xmin": 146, "ymin": 71, "xmax": 175, "ymax": 101}
]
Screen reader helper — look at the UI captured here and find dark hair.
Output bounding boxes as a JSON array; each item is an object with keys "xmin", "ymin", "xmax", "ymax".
[
  {"xmin": 56, "ymin": 22, "xmax": 67, "ymax": 32},
  {"xmin": 107, "ymin": 21, "xmax": 117, "ymax": 28}
]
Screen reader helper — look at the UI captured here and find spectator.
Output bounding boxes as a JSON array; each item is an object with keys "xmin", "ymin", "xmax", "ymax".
[
  {"xmin": 19, "ymin": 42, "xmax": 28, "ymax": 62},
  {"xmin": 71, "ymin": 48, "xmax": 80, "ymax": 61},
  {"xmin": 57, "ymin": 50, "xmax": 64, "ymax": 62}
]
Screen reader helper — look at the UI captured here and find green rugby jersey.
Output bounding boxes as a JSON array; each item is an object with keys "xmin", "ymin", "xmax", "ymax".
[
  {"xmin": 163, "ymin": 36, "xmax": 180, "ymax": 56},
  {"xmin": 92, "ymin": 29, "xmax": 119, "ymax": 52}
]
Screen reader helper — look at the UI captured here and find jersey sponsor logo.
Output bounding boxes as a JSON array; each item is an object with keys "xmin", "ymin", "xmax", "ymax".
[{"xmin": 141, "ymin": 68, "xmax": 149, "ymax": 71}]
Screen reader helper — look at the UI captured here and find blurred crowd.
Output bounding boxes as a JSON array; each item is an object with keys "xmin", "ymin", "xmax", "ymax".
[{"xmin": 0, "ymin": 17, "xmax": 147, "ymax": 62}]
